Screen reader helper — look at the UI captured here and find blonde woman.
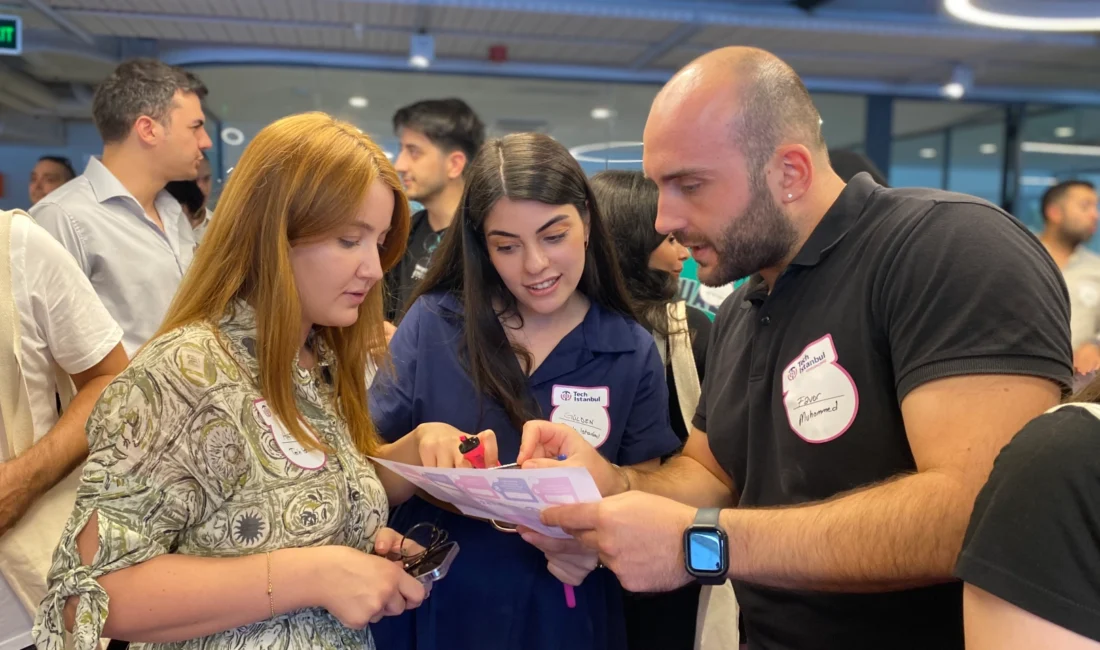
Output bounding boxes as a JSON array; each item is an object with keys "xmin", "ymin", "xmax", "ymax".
[{"xmin": 34, "ymin": 112, "xmax": 428, "ymax": 650}]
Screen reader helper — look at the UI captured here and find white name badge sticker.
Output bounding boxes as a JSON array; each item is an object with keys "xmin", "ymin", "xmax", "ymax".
[
  {"xmin": 253, "ymin": 399, "xmax": 327, "ymax": 470},
  {"xmin": 780, "ymin": 335, "xmax": 859, "ymax": 444},
  {"xmin": 550, "ymin": 385, "xmax": 611, "ymax": 448}
]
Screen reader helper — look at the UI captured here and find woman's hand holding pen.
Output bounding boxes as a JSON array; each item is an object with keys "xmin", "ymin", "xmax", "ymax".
[
  {"xmin": 517, "ymin": 420, "xmax": 627, "ymax": 497},
  {"xmin": 416, "ymin": 422, "xmax": 499, "ymax": 468},
  {"xmin": 517, "ymin": 526, "xmax": 601, "ymax": 586}
]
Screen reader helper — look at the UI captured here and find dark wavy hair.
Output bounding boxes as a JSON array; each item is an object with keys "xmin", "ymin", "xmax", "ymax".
[
  {"xmin": 409, "ymin": 133, "xmax": 636, "ymax": 430},
  {"xmin": 590, "ymin": 170, "xmax": 679, "ymax": 338}
]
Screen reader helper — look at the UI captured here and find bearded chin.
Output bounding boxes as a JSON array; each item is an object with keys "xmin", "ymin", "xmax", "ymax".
[{"xmin": 702, "ymin": 188, "xmax": 798, "ymax": 287}]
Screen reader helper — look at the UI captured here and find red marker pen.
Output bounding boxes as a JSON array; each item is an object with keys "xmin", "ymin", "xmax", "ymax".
[{"xmin": 459, "ymin": 435, "xmax": 487, "ymax": 469}]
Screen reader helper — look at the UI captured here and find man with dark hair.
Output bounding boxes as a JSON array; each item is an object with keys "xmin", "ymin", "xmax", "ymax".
[
  {"xmin": 1038, "ymin": 180, "xmax": 1100, "ymax": 373},
  {"xmin": 525, "ymin": 46, "xmax": 1070, "ymax": 649},
  {"xmin": 385, "ymin": 98, "xmax": 484, "ymax": 324},
  {"xmin": 32, "ymin": 58, "xmax": 212, "ymax": 355},
  {"xmin": 28, "ymin": 156, "xmax": 76, "ymax": 206}
]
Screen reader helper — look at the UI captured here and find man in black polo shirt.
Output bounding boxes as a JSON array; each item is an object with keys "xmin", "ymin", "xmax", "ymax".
[
  {"xmin": 524, "ymin": 46, "xmax": 1071, "ymax": 649},
  {"xmin": 385, "ymin": 98, "xmax": 484, "ymax": 325}
]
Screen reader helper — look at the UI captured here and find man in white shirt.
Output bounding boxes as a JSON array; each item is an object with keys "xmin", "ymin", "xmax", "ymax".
[
  {"xmin": 32, "ymin": 58, "xmax": 212, "ymax": 356},
  {"xmin": 1037, "ymin": 180, "xmax": 1100, "ymax": 373},
  {"xmin": 0, "ymin": 209, "xmax": 127, "ymax": 650}
]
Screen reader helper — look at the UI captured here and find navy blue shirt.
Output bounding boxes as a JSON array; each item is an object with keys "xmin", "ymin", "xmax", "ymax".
[{"xmin": 369, "ymin": 291, "xmax": 680, "ymax": 650}]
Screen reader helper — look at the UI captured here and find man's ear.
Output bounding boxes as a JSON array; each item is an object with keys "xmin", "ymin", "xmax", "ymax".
[
  {"xmin": 132, "ymin": 116, "xmax": 161, "ymax": 146},
  {"xmin": 447, "ymin": 150, "xmax": 468, "ymax": 181}
]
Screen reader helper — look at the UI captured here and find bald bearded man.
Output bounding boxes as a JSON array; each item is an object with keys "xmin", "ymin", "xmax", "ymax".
[{"xmin": 519, "ymin": 47, "xmax": 1072, "ymax": 649}]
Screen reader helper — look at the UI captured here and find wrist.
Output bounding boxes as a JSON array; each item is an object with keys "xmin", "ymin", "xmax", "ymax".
[
  {"xmin": 270, "ymin": 547, "xmax": 327, "ymax": 613},
  {"xmin": 683, "ymin": 507, "xmax": 730, "ymax": 585},
  {"xmin": 609, "ymin": 463, "xmax": 631, "ymax": 496},
  {"xmin": 2, "ymin": 456, "xmax": 42, "ymax": 501}
]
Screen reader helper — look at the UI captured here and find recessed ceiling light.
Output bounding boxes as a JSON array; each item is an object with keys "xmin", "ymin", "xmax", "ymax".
[
  {"xmin": 919, "ymin": 148, "xmax": 938, "ymax": 159},
  {"xmin": 220, "ymin": 127, "xmax": 245, "ymax": 147},
  {"xmin": 409, "ymin": 32, "xmax": 435, "ymax": 69},
  {"xmin": 569, "ymin": 141, "xmax": 644, "ymax": 164},
  {"xmin": 1021, "ymin": 142, "xmax": 1100, "ymax": 157},
  {"xmin": 590, "ymin": 107, "xmax": 615, "ymax": 120},
  {"xmin": 940, "ymin": 82, "xmax": 965, "ymax": 100},
  {"xmin": 348, "ymin": 96, "xmax": 368, "ymax": 109},
  {"xmin": 943, "ymin": 0, "xmax": 1100, "ymax": 32},
  {"xmin": 1020, "ymin": 176, "xmax": 1058, "ymax": 187},
  {"xmin": 1055, "ymin": 126, "xmax": 1075, "ymax": 138},
  {"xmin": 979, "ymin": 143, "xmax": 998, "ymax": 155}
]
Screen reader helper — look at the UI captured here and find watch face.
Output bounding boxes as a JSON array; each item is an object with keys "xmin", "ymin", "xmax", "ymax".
[{"xmin": 688, "ymin": 530, "xmax": 725, "ymax": 573}]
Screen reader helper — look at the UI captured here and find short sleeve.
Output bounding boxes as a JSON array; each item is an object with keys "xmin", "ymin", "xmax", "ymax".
[
  {"xmin": 21, "ymin": 217, "xmax": 122, "ymax": 375},
  {"xmin": 369, "ymin": 297, "xmax": 424, "ymax": 442},
  {"xmin": 955, "ymin": 405, "xmax": 1100, "ymax": 643},
  {"xmin": 686, "ymin": 305, "xmax": 712, "ymax": 382},
  {"xmin": 29, "ymin": 202, "xmax": 88, "ymax": 276},
  {"xmin": 876, "ymin": 202, "xmax": 1072, "ymax": 400},
  {"xmin": 693, "ymin": 291, "xmax": 740, "ymax": 434},
  {"xmin": 616, "ymin": 338, "xmax": 680, "ymax": 466},
  {"xmin": 35, "ymin": 365, "xmax": 202, "ymax": 650}
]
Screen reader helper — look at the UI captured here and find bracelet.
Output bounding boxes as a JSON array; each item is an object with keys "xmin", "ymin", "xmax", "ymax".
[
  {"xmin": 266, "ymin": 551, "xmax": 275, "ymax": 618},
  {"xmin": 612, "ymin": 464, "xmax": 631, "ymax": 494}
]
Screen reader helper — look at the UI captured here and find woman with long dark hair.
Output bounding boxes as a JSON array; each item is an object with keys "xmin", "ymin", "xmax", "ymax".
[
  {"xmin": 591, "ymin": 170, "xmax": 718, "ymax": 650},
  {"xmin": 591, "ymin": 170, "xmax": 711, "ymax": 445},
  {"xmin": 370, "ymin": 133, "xmax": 680, "ymax": 650}
]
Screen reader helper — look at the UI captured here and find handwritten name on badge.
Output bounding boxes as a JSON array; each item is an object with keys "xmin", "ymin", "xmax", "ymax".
[
  {"xmin": 781, "ymin": 335, "xmax": 859, "ymax": 444},
  {"xmin": 550, "ymin": 385, "xmax": 611, "ymax": 448},
  {"xmin": 253, "ymin": 399, "xmax": 327, "ymax": 469}
]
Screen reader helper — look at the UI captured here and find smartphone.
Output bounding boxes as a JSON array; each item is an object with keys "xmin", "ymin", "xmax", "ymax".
[{"xmin": 406, "ymin": 541, "xmax": 460, "ymax": 584}]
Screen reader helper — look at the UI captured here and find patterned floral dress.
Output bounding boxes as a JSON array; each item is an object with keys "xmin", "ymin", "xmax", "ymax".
[{"xmin": 34, "ymin": 303, "xmax": 390, "ymax": 650}]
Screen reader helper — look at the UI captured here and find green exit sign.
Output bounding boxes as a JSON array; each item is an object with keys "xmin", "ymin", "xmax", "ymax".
[{"xmin": 0, "ymin": 16, "xmax": 22, "ymax": 56}]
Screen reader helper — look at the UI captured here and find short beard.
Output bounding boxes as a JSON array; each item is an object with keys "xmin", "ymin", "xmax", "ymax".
[
  {"xmin": 700, "ymin": 175, "xmax": 798, "ymax": 287},
  {"xmin": 1062, "ymin": 226, "xmax": 1093, "ymax": 249},
  {"xmin": 407, "ymin": 177, "xmax": 447, "ymax": 205}
]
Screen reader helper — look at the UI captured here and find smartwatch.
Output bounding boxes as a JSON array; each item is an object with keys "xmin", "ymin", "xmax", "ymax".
[{"xmin": 683, "ymin": 508, "xmax": 729, "ymax": 585}]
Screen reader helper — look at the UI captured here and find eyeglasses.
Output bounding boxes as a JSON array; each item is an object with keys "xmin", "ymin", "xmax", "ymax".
[{"xmin": 395, "ymin": 522, "xmax": 451, "ymax": 573}]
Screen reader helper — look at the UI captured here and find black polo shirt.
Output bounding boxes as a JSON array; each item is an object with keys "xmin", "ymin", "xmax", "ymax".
[{"xmin": 694, "ymin": 173, "xmax": 1072, "ymax": 650}]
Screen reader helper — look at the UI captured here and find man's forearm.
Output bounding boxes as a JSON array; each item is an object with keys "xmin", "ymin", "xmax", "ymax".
[
  {"xmin": 720, "ymin": 469, "xmax": 971, "ymax": 592},
  {"xmin": 624, "ymin": 455, "xmax": 737, "ymax": 509},
  {"xmin": 3, "ymin": 374, "xmax": 112, "ymax": 501}
]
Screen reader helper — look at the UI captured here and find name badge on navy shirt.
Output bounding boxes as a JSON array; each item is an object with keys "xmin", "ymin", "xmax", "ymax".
[
  {"xmin": 550, "ymin": 385, "xmax": 611, "ymax": 448},
  {"xmin": 253, "ymin": 398, "xmax": 327, "ymax": 469}
]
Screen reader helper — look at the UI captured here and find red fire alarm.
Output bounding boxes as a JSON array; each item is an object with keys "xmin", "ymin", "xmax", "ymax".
[{"xmin": 489, "ymin": 44, "xmax": 508, "ymax": 62}]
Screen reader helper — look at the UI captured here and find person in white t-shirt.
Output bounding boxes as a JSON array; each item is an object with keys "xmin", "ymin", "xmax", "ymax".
[{"xmin": 0, "ymin": 209, "xmax": 127, "ymax": 650}]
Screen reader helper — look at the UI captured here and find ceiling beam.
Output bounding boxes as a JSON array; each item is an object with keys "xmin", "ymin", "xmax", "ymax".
[
  {"xmin": 356, "ymin": 0, "xmax": 1100, "ymax": 46},
  {"xmin": 159, "ymin": 44, "xmax": 1100, "ymax": 106},
  {"xmin": 791, "ymin": 0, "xmax": 834, "ymax": 12},
  {"xmin": 19, "ymin": 27, "xmax": 118, "ymax": 64},
  {"xmin": 21, "ymin": 0, "xmax": 96, "ymax": 46},
  {"xmin": 629, "ymin": 23, "xmax": 701, "ymax": 70},
  {"xmin": 0, "ymin": 106, "xmax": 64, "ymax": 144},
  {"xmin": 59, "ymin": 8, "xmax": 652, "ymax": 50},
  {"xmin": 0, "ymin": 62, "xmax": 57, "ymax": 109}
]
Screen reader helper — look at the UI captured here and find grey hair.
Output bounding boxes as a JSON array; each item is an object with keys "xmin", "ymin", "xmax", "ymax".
[{"xmin": 92, "ymin": 58, "xmax": 208, "ymax": 143}]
